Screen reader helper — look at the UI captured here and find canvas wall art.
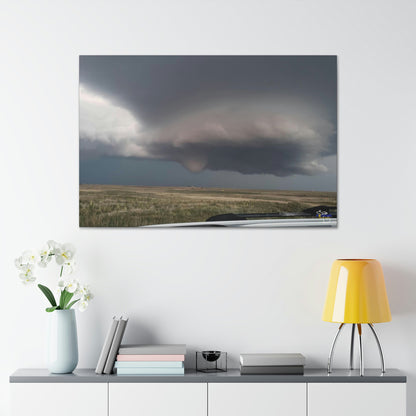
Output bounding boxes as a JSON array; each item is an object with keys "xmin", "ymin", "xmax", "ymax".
[{"xmin": 79, "ymin": 55, "xmax": 337, "ymax": 227}]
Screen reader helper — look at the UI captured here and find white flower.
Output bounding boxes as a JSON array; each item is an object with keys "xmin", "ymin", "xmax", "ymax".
[
  {"xmin": 77, "ymin": 284, "xmax": 89, "ymax": 296},
  {"xmin": 55, "ymin": 243, "xmax": 76, "ymax": 266},
  {"xmin": 83, "ymin": 292, "xmax": 94, "ymax": 302},
  {"xmin": 18, "ymin": 263, "xmax": 35, "ymax": 276},
  {"xmin": 78, "ymin": 300, "xmax": 88, "ymax": 312},
  {"xmin": 21, "ymin": 250, "xmax": 40, "ymax": 265},
  {"xmin": 18, "ymin": 261, "xmax": 36, "ymax": 285},
  {"xmin": 14, "ymin": 256, "xmax": 26, "ymax": 271},
  {"xmin": 20, "ymin": 273, "xmax": 36, "ymax": 285},
  {"xmin": 15, "ymin": 250, "xmax": 39, "ymax": 270},
  {"xmin": 46, "ymin": 240, "xmax": 61, "ymax": 254},
  {"xmin": 38, "ymin": 244, "xmax": 53, "ymax": 268},
  {"xmin": 65, "ymin": 279, "xmax": 79, "ymax": 293},
  {"xmin": 19, "ymin": 264, "xmax": 36, "ymax": 284},
  {"xmin": 61, "ymin": 259, "xmax": 77, "ymax": 275},
  {"xmin": 77, "ymin": 284, "xmax": 94, "ymax": 302},
  {"xmin": 57, "ymin": 279, "xmax": 66, "ymax": 291}
]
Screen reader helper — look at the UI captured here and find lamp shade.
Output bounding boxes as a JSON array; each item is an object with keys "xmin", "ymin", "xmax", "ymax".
[{"xmin": 322, "ymin": 259, "xmax": 391, "ymax": 323}]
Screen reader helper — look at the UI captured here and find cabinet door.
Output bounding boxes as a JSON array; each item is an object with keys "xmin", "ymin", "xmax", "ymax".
[
  {"xmin": 208, "ymin": 383, "xmax": 306, "ymax": 416},
  {"xmin": 308, "ymin": 383, "xmax": 406, "ymax": 416},
  {"xmin": 109, "ymin": 383, "xmax": 207, "ymax": 416},
  {"xmin": 11, "ymin": 383, "xmax": 107, "ymax": 416}
]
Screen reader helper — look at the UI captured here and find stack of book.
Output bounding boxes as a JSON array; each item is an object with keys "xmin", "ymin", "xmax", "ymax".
[
  {"xmin": 240, "ymin": 353, "xmax": 305, "ymax": 375},
  {"xmin": 114, "ymin": 344, "xmax": 186, "ymax": 375}
]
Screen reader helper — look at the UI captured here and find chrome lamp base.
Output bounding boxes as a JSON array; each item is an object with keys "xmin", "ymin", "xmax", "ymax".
[{"xmin": 327, "ymin": 323, "xmax": 385, "ymax": 376}]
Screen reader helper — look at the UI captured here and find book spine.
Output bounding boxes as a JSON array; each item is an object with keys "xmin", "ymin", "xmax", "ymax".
[
  {"xmin": 116, "ymin": 354, "xmax": 185, "ymax": 361},
  {"xmin": 104, "ymin": 318, "xmax": 128, "ymax": 374},
  {"xmin": 240, "ymin": 366, "xmax": 304, "ymax": 375}
]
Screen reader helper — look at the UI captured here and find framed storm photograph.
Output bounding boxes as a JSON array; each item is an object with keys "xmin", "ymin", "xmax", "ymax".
[{"xmin": 79, "ymin": 55, "xmax": 337, "ymax": 227}]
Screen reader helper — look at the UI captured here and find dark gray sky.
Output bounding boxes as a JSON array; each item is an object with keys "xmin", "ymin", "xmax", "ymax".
[{"xmin": 79, "ymin": 55, "xmax": 337, "ymax": 191}]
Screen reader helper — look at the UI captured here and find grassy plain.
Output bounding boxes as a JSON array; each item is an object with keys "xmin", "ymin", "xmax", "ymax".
[{"xmin": 79, "ymin": 184, "xmax": 336, "ymax": 227}]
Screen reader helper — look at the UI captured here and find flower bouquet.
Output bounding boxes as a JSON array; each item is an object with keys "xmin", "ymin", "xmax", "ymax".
[{"xmin": 15, "ymin": 240, "xmax": 93, "ymax": 312}]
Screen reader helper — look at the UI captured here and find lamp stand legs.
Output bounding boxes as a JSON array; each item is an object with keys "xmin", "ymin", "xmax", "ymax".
[
  {"xmin": 327, "ymin": 323, "xmax": 344, "ymax": 374},
  {"xmin": 368, "ymin": 323, "xmax": 386, "ymax": 373},
  {"xmin": 349, "ymin": 324, "xmax": 355, "ymax": 370},
  {"xmin": 358, "ymin": 324, "xmax": 364, "ymax": 376},
  {"xmin": 327, "ymin": 323, "xmax": 386, "ymax": 376}
]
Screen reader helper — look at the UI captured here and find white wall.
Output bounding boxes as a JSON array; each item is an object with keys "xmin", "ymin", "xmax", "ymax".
[{"xmin": 1, "ymin": 0, "xmax": 415, "ymax": 414}]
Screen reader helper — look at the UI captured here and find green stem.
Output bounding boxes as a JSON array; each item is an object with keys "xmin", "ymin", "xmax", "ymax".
[{"xmin": 60, "ymin": 266, "xmax": 63, "ymax": 277}]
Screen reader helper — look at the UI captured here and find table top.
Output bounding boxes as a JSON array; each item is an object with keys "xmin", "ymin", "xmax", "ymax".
[{"xmin": 10, "ymin": 368, "xmax": 406, "ymax": 383}]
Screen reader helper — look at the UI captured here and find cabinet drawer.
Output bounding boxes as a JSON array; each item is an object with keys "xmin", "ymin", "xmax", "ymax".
[
  {"xmin": 109, "ymin": 383, "xmax": 207, "ymax": 416},
  {"xmin": 208, "ymin": 383, "xmax": 306, "ymax": 416},
  {"xmin": 308, "ymin": 383, "xmax": 406, "ymax": 416},
  {"xmin": 11, "ymin": 383, "xmax": 107, "ymax": 416}
]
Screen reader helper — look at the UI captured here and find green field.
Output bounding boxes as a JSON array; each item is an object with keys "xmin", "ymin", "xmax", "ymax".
[{"xmin": 79, "ymin": 185, "xmax": 337, "ymax": 227}]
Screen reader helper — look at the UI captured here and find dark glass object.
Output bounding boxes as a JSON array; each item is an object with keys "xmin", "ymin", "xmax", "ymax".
[{"xmin": 196, "ymin": 351, "xmax": 227, "ymax": 373}]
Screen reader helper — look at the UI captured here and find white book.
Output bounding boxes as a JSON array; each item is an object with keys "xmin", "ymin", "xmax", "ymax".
[
  {"xmin": 95, "ymin": 316, "xmax": 118, "ymax": 374},
  {"xmin": 240, "ymin": 353, "xmax": 305, "ymax": 367}
]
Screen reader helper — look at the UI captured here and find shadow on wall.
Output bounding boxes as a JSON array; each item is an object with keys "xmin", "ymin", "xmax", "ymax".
[
  {"xmin": 122, "ymin": 318, "xmax": 162, "ymax": 345},
  {"xmin": 383, "ymin": 263, "xmax": 416, "ymax": 415},
  {"xmin": 184, "ymin": 346, "xmax": 198, "ymax": 370},
  {"xmin": 383, "ymin": 264, "xmax": 416, "ymax": 316}
]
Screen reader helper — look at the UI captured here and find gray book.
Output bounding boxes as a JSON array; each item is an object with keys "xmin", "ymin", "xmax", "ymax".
[
  {"xmin": 240, "ymin": 353, "xmax": 305, "ymax": 367},
  {"xmin": 104, "ymin": 317, "xmax": 129, "ymax": 374},
  {"xmin": 118, "ymin": 344, "xmax": 186, "ymax": 355},
  {"xmin": 240, "ymin": 365, "xmax": 304, "ymax": 375},
  {"xmin": 95, "ymin": 316, "xmax": 118, "ymax": 374}
]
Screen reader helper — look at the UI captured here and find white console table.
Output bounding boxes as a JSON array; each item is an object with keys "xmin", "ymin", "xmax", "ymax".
[{"xmin": 10, "ymin": 368, "xmax": 406, "ymax": 416}]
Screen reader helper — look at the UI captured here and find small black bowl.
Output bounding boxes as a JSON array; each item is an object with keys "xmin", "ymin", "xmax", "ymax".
[{"xmin": 202, "ymin": 351, "xmax": 221, "ymax": 362}]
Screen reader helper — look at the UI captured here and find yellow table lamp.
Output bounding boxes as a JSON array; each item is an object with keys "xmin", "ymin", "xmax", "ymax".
[{"xmin": 323, "ymin": 259, "xmax": 391, "ymax": 376}]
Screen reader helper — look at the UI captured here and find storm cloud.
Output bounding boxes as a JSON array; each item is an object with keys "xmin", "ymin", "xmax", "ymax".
[{"xmin": 79, "ymin": 56, "xmax": 337, "ymax": 184}]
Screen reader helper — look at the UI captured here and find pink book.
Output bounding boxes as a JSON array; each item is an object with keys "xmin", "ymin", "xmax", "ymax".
[{"xmin": 116, "ymin": 354, "xmax": 185, "ymax": 361}]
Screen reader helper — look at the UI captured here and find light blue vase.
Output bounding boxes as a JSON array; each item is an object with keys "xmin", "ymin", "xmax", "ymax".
[{"xmin": 47, "ymin": 309, "xmax": 78, "ymax": 374}]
